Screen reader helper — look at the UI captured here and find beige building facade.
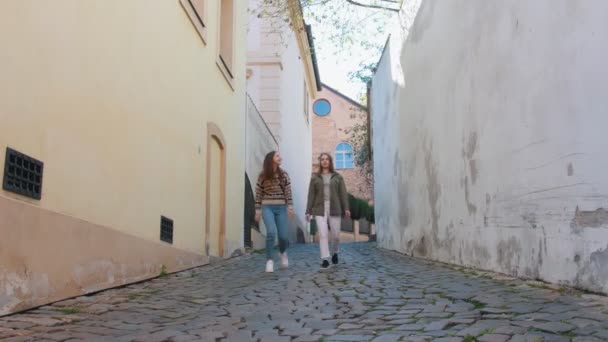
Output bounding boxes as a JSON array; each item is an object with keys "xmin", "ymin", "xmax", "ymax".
[
  {"xmin": 0, "ymin": 0, "xmax": 247, "ymax": 315},
  {"xmin": 312, "ymin": 84, "xmax": 372, "ymax": 200}
]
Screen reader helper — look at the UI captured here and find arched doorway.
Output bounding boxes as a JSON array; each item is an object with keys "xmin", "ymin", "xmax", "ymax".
[{"xmin": 205, "ymin": 123, "xmax": 226, "ymax": 258}]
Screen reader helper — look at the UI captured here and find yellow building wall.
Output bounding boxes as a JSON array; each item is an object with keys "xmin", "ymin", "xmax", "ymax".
[{"xmin": 0, "ymin": 0, "xmax": 246, "ymax": 315}]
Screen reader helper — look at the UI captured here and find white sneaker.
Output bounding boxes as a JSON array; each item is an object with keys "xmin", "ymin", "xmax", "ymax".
[
  {"xmin": 265, "ymin": 260, "xmax": 274, "ymax": 273},
  {"xmin": 280, "ymin": 252, "xmax": 289, "ymax": 269}
]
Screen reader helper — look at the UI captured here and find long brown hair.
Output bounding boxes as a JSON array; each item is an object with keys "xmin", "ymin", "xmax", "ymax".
[
  {"xmin": 317, "ymin": 152, "xmax": 335, "ymax": 174},
  {"xmin": 261, "ymin": 151, "xmax": 283, "ymax": 181}
]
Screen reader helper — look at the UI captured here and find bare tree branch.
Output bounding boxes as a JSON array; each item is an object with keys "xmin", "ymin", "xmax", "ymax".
[{"xmin": 345, "ymin": 0, "xmax": 400, "ymax": 12}]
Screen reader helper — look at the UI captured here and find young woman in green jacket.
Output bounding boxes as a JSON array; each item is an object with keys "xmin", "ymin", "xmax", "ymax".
[{"xmin": 306, "ymin": 153, "xmax": 351, "ymax": 270}]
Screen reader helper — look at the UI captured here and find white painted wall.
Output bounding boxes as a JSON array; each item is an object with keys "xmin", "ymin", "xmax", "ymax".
[
  {"xmin": 372, "ymin": 0, "xmax": 608, "ymax": 293},
  {"xmin": 278, "ymin": 34, "xmax": 313, "ymax": 241},
  {"xmin": 246, "ymin": 0, "xmax": 313, "ymax": 243},
  {"xmin": 245, "ymin": 96, "xmax": 278, "ymax": 247}
]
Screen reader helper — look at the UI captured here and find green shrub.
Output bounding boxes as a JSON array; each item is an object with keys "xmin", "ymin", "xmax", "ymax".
[
  {"xmin": 348, "ymin": 194, "xmax": 360, "ymax": 220},
  {"xmin": 367, "ymin": 205, "xmax": 375, "ymax": 224},
  {"xmin": 348, "ymin": 193, "xmax": 372, "ymax": 221},
  {"xmin": 358, "ymin": 199, "xmax": 370, "ymax": 220},
  {"xmin": 310, "ymin": 218, "xmax": 317, "ymax": 236}
]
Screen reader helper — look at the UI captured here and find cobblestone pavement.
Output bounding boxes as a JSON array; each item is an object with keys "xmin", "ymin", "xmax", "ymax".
[{"xmin": 2, "ymin": 243, "xmax": 608, "ymax": 342}]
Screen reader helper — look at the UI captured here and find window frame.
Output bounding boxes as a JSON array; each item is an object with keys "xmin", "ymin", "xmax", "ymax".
[
  {"xmin": 180, "ymin": 0, "xmax": 207, "ymax": 45},
  {"xmin": 335, "ymin": 142, "xmax": 354, "ymax": 169},
  {"xmin": 216, "ymin": 0, "xmax": 236, "ymax": 90},
  {"xmin": 313, "ymin": 98, "xmax": 331, "ymax": 117}
]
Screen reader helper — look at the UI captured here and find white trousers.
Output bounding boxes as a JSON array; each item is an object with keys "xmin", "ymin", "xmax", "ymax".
[{"xmin": 315, "ymin": 202, "xmax": 341, "ymax": 260}]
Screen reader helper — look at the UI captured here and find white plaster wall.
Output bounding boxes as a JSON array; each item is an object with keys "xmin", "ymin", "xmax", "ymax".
[
  {"xmin": 372, "ymin": 0, "xmax": 608, "ymax": 293},
  {"xmin": 279, "ymin": 32, "xmax": 313, "ymax": 241},
  {"xmin": 245, "ymin": 95, "xmax": 278, "ymax": 244},
  {"xmin": 246, "ymin": 1, "xmax": 313, "ymax": 243}
]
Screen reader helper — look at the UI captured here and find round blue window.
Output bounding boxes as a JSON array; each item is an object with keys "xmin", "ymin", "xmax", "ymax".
[{"xmin": 313, "ymin": 99, "xmax": 331, "ymax": 116}]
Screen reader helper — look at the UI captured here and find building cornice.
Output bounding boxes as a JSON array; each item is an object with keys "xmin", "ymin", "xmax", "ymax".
[{"xmin": 287, "ymin": 0, "xmax": 321, "ymax": 98}]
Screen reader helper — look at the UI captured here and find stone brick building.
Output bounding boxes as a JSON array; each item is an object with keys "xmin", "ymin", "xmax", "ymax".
[{"xmin": 311, "ymin": 84, "xmax": 372, "ymax": 200}]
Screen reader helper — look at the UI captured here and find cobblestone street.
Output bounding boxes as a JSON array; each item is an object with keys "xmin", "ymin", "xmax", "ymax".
[{"xmin": 2, "ymin": 243, "xmax": 608, "ymax": 342}]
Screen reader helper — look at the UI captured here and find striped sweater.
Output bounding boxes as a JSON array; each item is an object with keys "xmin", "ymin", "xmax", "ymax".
[{"xmin": 255, "ymin": 170, "xmax": 293, "ymax": 210}]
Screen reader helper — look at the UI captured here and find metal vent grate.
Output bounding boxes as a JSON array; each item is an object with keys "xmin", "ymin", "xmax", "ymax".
[
  {"xmin": 160, "ymin": 216, "xmax": 173, "ymax": 244},
  {"xmin": 3, "ymin": 147, "xmax": 44, "ymax": 200}
]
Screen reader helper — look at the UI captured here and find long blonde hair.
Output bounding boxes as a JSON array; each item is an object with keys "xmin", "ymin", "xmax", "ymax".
[{"xmin": 316, "ymin": 153, "xmax": 335, "ymax": 174}]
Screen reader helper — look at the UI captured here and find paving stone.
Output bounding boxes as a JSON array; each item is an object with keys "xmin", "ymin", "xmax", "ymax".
[
  {"xmin": 385, "ymin": 318, "xmax": 416, "ymax": 325},
  {"xmin": 534, "ymin": 321, "xmax": 576, "ymax": 334},
  {"xmin": 423, "ymin": 330, "xmax": 450, "ymax": 337},
  {"xmin": 169, "ymin": 335, "xmax": 202, "ymax": 342},
  {"xmin": 1, "ymin": 243, "xmax": 607, "ymax": 341},
  {"xmin": 493, "ymin": 325, "xmax": 527, "ymax": 335},
  {"xmin": 281, "ymin": 328, "xmax": 314, "ymax": 337},
  {"xmin": 294, "ymin": 336, "xmax": 322, "ymax": 342},
  {"xmin": 448, "ymin": 318, "xmax": 476, "ymax": 325},
  {"xmin": 394, "ymin": 323, "xmax": 426, "ymax": 331},
  {"xmin": 508, "ymin": 303, "xmax": 544, "ymax": 314},
  {"xmin": 540, "ymin": 305, "xmax": 575, "ymax": 314},
  {"xmin": 573, "ymin": 338, "xmax": 604, "ymax": 342},
  {"xmin": 326, "ymin": 335, "xmax": 373, "ymax": 341},
  {"xmin": 568, "ymin": 318, "xmax": 601, "ymax": 329},
  {"xmin": 359, "ymin": 325, "xmax": 394, "ymax": 332},
  {"xmin": 402, "ymin": 336, "xmax": 433, "ymax": 342},
  {"xmin": 530, "ymin": 332, "xmax": 571, "ymax": 342},
  {"xmin": 415, "ymin": 312, "xmax": 452, "ymax": 318},
  {"xmin": 593, "ymin": 330, "xmax": 608, "ymax": 339},
  {"xmin": 305, "ymin": 320, "xmax": 338, "ymax": 330},
  {"xmin": 481, "ymin": 307, "xmax": 510, "ymax": 314},
  {"xmin": 509, "ymin": 335, "xmax": 544, "ymax": 342},
  {"xmin": 224, "ymin": 330, "xmax": 254, "ymax": 341},
  {"xmin": 371, "ymin": 335, "xmax": 402, "ymax": 342},
  {"xmin": 384, "ymin": 314, "xmax": 414, "ymax": 320},
  {"xmin": 477, "ymin": 334, "xmax": 510, "ymax": 342},
  {"xmin": 425, "ymin": 320, "xmax": 450, "ymax": 331},
  {"xmin": 313, "ymin": 329, "xmax": 340, "ymax": 335},
  {"xmin": 360, "ymin": 318, "xmax": 387, "ymax": 325},
  {"xmin": 259, "ymin": 336, "xmax": 291, "ymax": 342}
]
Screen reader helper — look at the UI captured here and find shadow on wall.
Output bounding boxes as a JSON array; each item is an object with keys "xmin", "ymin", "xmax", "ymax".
[{"xmin": 243, "ymin": 173, "xmax": 259, "ymax": 248}]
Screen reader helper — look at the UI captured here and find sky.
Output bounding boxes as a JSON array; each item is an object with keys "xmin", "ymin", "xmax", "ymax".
[{"xmin": 303, "ymin": 1, "xmax": 397, "ymax": 101}]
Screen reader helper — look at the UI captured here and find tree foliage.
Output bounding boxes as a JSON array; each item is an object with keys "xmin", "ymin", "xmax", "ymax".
[
  {"xmin": 251, "ymin": 0, "xmax": 400, "ymax": 52},
  {"xmin": 343, "ymin": 105, "xmax": 373, "ymax": 190}
]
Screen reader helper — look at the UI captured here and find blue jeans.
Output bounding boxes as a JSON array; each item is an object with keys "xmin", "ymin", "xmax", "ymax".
[{"xmin": 262, "ymin": 205, "xmax": 289, "ymax": 260}]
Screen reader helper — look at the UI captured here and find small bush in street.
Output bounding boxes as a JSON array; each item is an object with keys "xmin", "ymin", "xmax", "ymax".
[
  {"xmin": 59, "ymin": 307, "xmax": 80, "ymax": 315},
  {"xmin": 159, "ymin": 265, "xmax": 168, "ymax": 278}
]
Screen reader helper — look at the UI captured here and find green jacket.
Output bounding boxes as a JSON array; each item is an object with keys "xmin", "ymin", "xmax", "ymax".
[{"xmin": 306, "ymin": 172, "xmax": 350, "ymax": 217}]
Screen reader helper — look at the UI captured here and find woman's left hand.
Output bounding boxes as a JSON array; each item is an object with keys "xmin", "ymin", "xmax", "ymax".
[
  {"xmin": 345, "ymin": 210, "xmax": 351, "ymax": 218},
  {"xmin": 288, "ymin": 207, "xmax": 295, "ymax": 220}
]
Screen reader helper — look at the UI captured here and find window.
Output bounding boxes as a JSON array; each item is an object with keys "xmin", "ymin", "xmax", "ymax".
[
  {"xmin": 313, "ymin": 99, "xmax": 331, "ymax": 116},
  {"xmin": 335, "ymin": 143, "xmax": 354, "ymax": 169},
  {"xmin": 181, "ymin": 0, "xmax": 207, "ymax": 44},
  {"xmin": 218, "ymin": 0, "xmax": 235, "ymax": 85},
  {"xmin": 160, "ymin": 216, "xmax": 174, "ymax": 244},
  {"xmin": 3, "ymin": 147, "xmax": 44, "ymax": 200}
]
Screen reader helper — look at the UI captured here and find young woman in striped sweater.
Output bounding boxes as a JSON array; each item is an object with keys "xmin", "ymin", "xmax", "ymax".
[{"xmin": 255, "ymin": 151, "xmax": 294, "ymax": 273}]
